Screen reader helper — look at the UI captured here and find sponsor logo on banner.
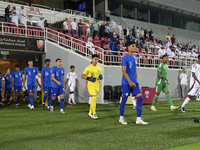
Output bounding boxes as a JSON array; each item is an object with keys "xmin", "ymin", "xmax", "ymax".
[
  {"xmin": 37, "ymin": 40, "xmax": 44, "ymax": 50},
  {"xmin": 145, "ymin": 91, "xmax": 150, "ymax": 98}
]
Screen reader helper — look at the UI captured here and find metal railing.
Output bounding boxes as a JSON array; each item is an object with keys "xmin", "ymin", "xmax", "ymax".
[{"xmin": 0, "ymin": 21, "xmax": 197, "ymax": 68}]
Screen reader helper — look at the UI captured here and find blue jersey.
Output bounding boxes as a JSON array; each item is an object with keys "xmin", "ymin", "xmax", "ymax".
[
  {"xmin": 0, "ymin": 74, "xmax": 2, "ymax": 88},
  {"xmin": 126, "ymin": 35, "xmax": 134, "ymax": 42},
  {"xmin": 4, "ymin": 73, "xmax": 12, "ymax": 88},
  {"xmin": 24, "ymin": 67, "xmax": 39, "ymax": 86},
  {"xmin": 41, "ymin": 66, "xmax": 52, "ymax": 87},
  {"xmin": 121, "ymin": 54, "xmax": 138, "ymax": 84},
  {"xmin": 11, "ymin": 71, "xmax": 23, "ymax": 86},
  {"xmin": 52, "ymin": 66, "xmax": 65, "ymax": 88}
]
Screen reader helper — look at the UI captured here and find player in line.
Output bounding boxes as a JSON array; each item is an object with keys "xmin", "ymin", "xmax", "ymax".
[
  {"xmin": 41, "ymin": 59, "xmax": 52, "ymax": 111},
  {"xmin": 81, "ymin": 54, "xmax": 103, "ymax": 119},
  {"xmin": 11, "ymin": 65, "xmax": 23, "ymax": 108},
  {"xmin": 65, "ymin": 65, "xmax": 79, "ymax": 105},
  {"xmin": 23, "ymin": 59, "xmax": 40, "ymax": 110},
  {"xmin": 0, "ymin": 72, "xmax": 3, "ymax": 105},
  {"xmin": 180, "ymin": 55, "xmax": 200, "ymax": 113},
  {"xmin": 36, "ymin": 68, "xmax": 42, "ymax": 103},
  {"xmin": 151, "ymin": 54, "xmax": 178, "ymax": 111},
  {"xmin": 51, "ymin": 58, "xmax": 65, "ymax": 114},
  {"xmin": 3, "ymin": 67, "xmax": 12, "ymax": 106},
  {"xmin": 119, "ymin": 41, "xmax": 148, "ymax": 125}
]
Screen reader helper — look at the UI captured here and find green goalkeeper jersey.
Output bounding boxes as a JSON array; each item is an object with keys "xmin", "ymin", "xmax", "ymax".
[{"xmin": 155, "ymin": 62, "xmax": 168, "ymax": 85}]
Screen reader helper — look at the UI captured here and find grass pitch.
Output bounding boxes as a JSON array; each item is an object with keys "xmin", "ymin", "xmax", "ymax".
[{"xmin": 1, "ymin": 99, "xmax": 200, "ymax": 150}]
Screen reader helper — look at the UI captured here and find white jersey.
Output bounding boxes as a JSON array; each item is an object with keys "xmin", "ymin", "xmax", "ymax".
[
  {"xmin": 22, "ymin": 74, "xmax": 27, "ymax": 91},
  {"xmin": 66, "ymin": 72, "xmax": 77, "ymax": 87},
  {"xmin": 36, "ymin": 73, "xmax": 41, "ymax": 91}
]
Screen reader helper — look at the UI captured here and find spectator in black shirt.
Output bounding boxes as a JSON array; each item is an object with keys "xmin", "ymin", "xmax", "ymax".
[
  {"xmin": 144, "ymin": 29, "xmax": 149, "ymax": 39},
  {"xmin": 97, "ymin": 11, "xmax": 102, "ymax": 20},
  {"xmin": 99, "ymin": 22, "xmax": 105, "ymax": 37},
  {"xmin": 44, "ymin": 20, "xmax": 49, "ymax": 27},
  {"xmin": 5, "ymin": 5, "xmax": 11, "ymax": 23},
  {"xmin": 123, "ymin": 26, "xmax": 127, "ymax": 37},
  {"xmin": 149, "ymin": 29, "xmax": 154, "ymax": 41},
  {"xmin": 78, "ymin": 19, "xmax": 84, "ymax": 37}
]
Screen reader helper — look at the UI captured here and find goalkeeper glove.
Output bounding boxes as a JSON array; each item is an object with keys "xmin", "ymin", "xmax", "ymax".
[
  {"xmin": 86, "ymin": 75, "xmax": 96, "ymax": 82},
  {"xmin": 161, "ymin": 77, "xmax": 170, "ymax": 85},
  {"xmin": 99, "ymin": 73, "xmax": 103, "ymax": 80}
]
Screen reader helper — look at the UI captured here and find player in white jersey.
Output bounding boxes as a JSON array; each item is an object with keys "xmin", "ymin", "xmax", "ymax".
[
  {"xmin": 65, "ymin": 65, "xmax": 79, "ymax": 105},
  {"xmin": 180, "ymin": 55, "xmax": 200, "ymax": 113},
  {"xmin": 36, "ymin": 68, "xmax": 42, "ymax": 103},
  {"xmin": 22, "ymin": 71, "xmax": 28, "ymax": 101}
]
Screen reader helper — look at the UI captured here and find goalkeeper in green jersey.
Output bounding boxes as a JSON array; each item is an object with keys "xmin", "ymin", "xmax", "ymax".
[{"xmin": 151, "ymin": 54, "xmax": 179, "ymax": 111}]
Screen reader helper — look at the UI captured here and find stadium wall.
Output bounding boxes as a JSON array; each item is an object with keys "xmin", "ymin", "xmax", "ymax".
[{"xmin": 45, "ymin": 40, "xmax": 191, "ymax": 102}]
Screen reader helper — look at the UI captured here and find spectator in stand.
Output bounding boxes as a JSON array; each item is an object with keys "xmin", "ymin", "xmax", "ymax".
[
  {"xmin": 99, "ymin": 22, "xmax": 105, "ymax": 37},
  {"xmin": 44, "ymin": 20, "xmax": 49, "ymax": 27},
  {"xmin": 5, "ymin": 5, "xmax": 11, "ymax": 23},
  {"xmin": 179, "ymin": 69, "xmax": 188, "ymax": 100},
  {"xmin": 135, "ymin": 26, "xmax": 140, "ymax": 38},
  {"xmin": 140, "ymin": 27, "xmax": 144, "ymax": 40},
  {"xmin": 158, "ymin": 46, "xmax": 165, "ymax": 56},
  {"xmin": 71, "ymin": 18, "xmax": 78, "ymax": 35},
  {"xmin": 37, "ymin": 16, "xmax": 44, "ymax": 29},
  {"xmin": 19, "ymin": 5, "xmax": 26, "ymax": 26},
  {"xmin": 86, "ymin": 20, "xmax": 91, "ymax": 37},
  {"xmin": 132, "ymin": 26, "xmax": 135, "ymax": 37},
  {"xmin": 149, "ymin": 29, "xmax": 154, "ymax": 41},
  {"xmin": 105, "ymin": 23, "xmax": 111, "ymax": 38},
  {"xmin": 117, "ymin": 23, "xmax": 123, "ymax": 36},
  {"xmin": 140, "ymin": 39, "xmax": 143, "ymax": 48},
  {"xmin": 111, "ymin": 31, "xmax": 120, "ymax": 62},
  {"xmin": 111, "ymin": 19, "xmax": 116, "ymax": 28},
  {"xmin": 90, "ymin": 23, "xmax": 94, "ymax": 36},
  {"xmin": 171, "ymin": 34, "xmax": 175, "ymax": 45},
  {"xmin": 123, "ymin": 26, "xmax": 127, "ymax": 37},
  {"xmin": 136, "ymin": 41, "xmax": 141, "ymax": 49},
  {"xmin": 97, "ymin": 11, "xmax": 102, "ymax": 20},
  {"xmin": 11, "ymin": 6, "xmax": 19, "ymax": 26},
  {"xmin": 78, "ymin": 19, "xmax": 83, "ymax": 37},
  {"xmin": 110, "ymin": 29, "xmax": 115, "ymax": 49},
  {"xmin": 105, "ymin": 8, "xmax": 111, "ymax": 22},
  {"xmin": 126, "ymin": 30, "xmax": 134, "ymax": 44},
  {"xmin": 144, "ymin": 29, "xmax": 149, "ymax": 39},
  {"xmin": 86, "ymin": 38, "xmax": 95, "ymax": 55},
  {"xmin": 102, "ymin": 38, "xmax": 108, "ymax": 45},
  {"xmin": 166, "ymin": 33, "xmax": 171, "ymax": 40},
  {"xmin": 63, "ymin": 18, "xmax": 68, "ymax": 34},
  {"xmin": 166, "ymin": 37, "xmax": 172, "ymax": 49}
]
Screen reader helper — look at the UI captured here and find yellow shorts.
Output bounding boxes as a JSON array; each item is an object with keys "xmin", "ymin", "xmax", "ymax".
[{"xmin": 88, "ymin": 87, "xmax": 99, "ymax": 97}]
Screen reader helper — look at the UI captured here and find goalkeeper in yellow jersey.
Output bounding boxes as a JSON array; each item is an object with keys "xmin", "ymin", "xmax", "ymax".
[{"xmin": 81, "ymin": 54, "xmax": 103, "ymax": 119}]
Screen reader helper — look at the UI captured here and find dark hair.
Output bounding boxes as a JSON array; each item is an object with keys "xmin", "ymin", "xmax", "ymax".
[
  {"xmin": 38, "ymin": 68, "xmax": 42, "ymax": 71},
  {"xmin": 45, "ymin": 59, "xmax": 51, "ymax": 63},
  {"xmin": 28, "ymin": 59, "xmax": 33, "ymax": 62},
  {"xmin": 126, "ymin": 41, "xmax": 135, "ymax": 48},
  {"xmin": 6, "ymin": 67, "xmax": 10, "ymax": 70},
  {"xmin": 56, "ymin": 58, "xmax": 61, "ymax": 62},
  {"xmin": 162, "ymin": 54, "xmax": 168, "ymax": 59},
  {"xmin": 70, "ymin": 65, "xmax": 75, "ymax": 69},
  {"xmin": 198, "ymin": 55, "xmax": 200, "ymax": 60},
  {"xmin": 92, "ymin": 54, "xmax": 99, "ymax": 59},
  {"xmin": 15, "ymin": 64, "xmax": 20, "ymax": 68}
]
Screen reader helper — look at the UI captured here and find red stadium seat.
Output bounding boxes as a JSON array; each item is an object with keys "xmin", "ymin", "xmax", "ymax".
[
  {"xmin": 93, "ymin": 40, "xmax": 101, "ymax": 45},
  {"xmin": 80, "ymin": 34, "xmax": 86, "ymax": 39},
  {"xmin": 94, "ymin": 35, "xmax": 99, "ymax": 40},
  {"xmin": 139, "ymin": 48, "xmax": 146, "ymax": 54},
  {"xmin": 102, "ymin": 44, "xmax": 110, "ymax": 50}
]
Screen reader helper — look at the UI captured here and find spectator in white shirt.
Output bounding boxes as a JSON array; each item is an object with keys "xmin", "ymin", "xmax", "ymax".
[
  {"xmin": 117, "ymin": 23, "xmax": 122, "ymax": 35},
  {"xmin": 135, "ymin": 26, "xmax": 140, "ymax": 38},
  {"xmin": 86, "ymin": 38, "xmax": 95, "ymax": 55},
  {"xmin": 71, "ymin": 18, "xmax": 78, "ymax": 35},
  {"xmin": 63, "ymin": 18, "xmax": 68, "ymax": 34},
  {"xmin": 140, "ymin": 27, "xmax": 144, "ymax": 40},
  {"xmin": 166, "ymin": 37, "xmax": 172, "ymax": 48},
  {"xmin": 158, "ymin": 46, "xmax": 166, "ymax": 56},
  {"xmin": 37, "ymin": 16, "xmax": 44, "ymax": 29},
  {"xmin": 106, "ymin": 8, "xmax": 111, "ymax": 22},
  {"xmin": 19, "ymin": 5, "xmax": 26, "ymax": 26},
  {"xmin": 86, "ymin": 20, "xmax": 91, "ymax": 37},
  {"xmin": 111, "ymin": 19, "xmax": 116, "ymax": 28},
  {"xmin": 179, "ymin": 69, "xmax": 188, "ymax": 99},
  {"xmin": 11, "ymin": 6, "xmax": 19, "ymax": 26}
]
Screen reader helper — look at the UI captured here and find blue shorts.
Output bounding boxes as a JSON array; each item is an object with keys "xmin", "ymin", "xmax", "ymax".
[
  {"xmin": 122, "ymin": 82, "xmax": 142, "ymax": 97},
  {"xmin": 44, "ymin": 87, "xmax": 52, "ymax": 95},
  {"xmin": 0, "ymin": 87, "xmax": 2, "ymax": 93},
  {"xmin": 5, "ymin": 87, "xmax": 12, "ymax": 94},
  {"xmin": 14, "ymin": 86, "xmax": 22, "ymax": 92},
  {"xmin": 52, "ymin": 87, "xmax": 65, "ymax": 96},
  {"xmin": 27, "ymin": 85, "xmax": 35, "ymax": 93}
]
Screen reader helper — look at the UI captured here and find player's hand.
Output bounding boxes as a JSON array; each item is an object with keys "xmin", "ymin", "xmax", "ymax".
[
  {"xmin": 57, "ymin": 81, "xmax": 61, "ymax": 85},
  {"xmin": 41, "ymin": 85, "xmax": 44, "ymax": 89},
  {"xmin": 129, "ymin": 82, "xmax": 136, "ymax": 87},
  {"xmin": 86, "ymin": 86, "xmax": 87, "ymax": 89},
  {"xmin": 7, "ymin": 69, "xmax": 10, "ymax": 74},
  {"xmin": 77, "ymin": 83, "xmax": 79, "ymax": 87},
  {"xmin": 86, "ymin": 75, "xmax": 96, "ymax": 82},
  {"xmin": 98, "ymin": 73, "xmax": 103, "ymax": 80},
  {"xmin": 164, "ymin": 79, "xmax": 170, "ymax": 85},
  {"xmin": 64, "ymin": 85, "xmax": 66, "ymax": 89},
  {"xmin": 23, "ymin": 85, "xmax": 26, "ymax": 89}
]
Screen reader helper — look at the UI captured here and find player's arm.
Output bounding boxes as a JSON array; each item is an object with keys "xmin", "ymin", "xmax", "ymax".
[
  {"xmin": 37, "ymin": 73, "xmax": 41, "ymax": 78},
  {"xmin": 12, "ymin": 77, "xmax": 14, "ymax": 91},
  {"xmin": 36, "ymin": 77, "xmax": 41, "ymax": 87},
  {"xmin": 62, "ymin": 76, "xmax": 65, "ymax": 88},
  {"xmin": 136, "ymin": 71, "xmax": 138, "ymax": 80},
  {"xmin": 158, "ymin": 71, "xmax": 170, "ymax": 85},
  {"xmin": 23, "ymin": 75, "xmax": 26, "ymax": 89},
  {"xmin": 86, "ymin": 80, "xmax": 88, "ymax": 89},
  {"xmin": 179, "ymin": 75, "xmax": 182, "ymax": 83},
  {"xmin": 76, "ymin": 78, "xmax": 79, "ymax": 87},
  {"xmin": 52, "ymin": 74, "xmax": 61, "ymax": 85},
  {"xmin": 41, "ymin": 76, "xmax": 44, "ymax": 89},
  {"xmin": 122, "ymin": 66, "xmax": 135, "ymax": 87},
  {"xmin": 81, "ymin": 73, "xmax": 96, "ymax": 82},
  {"xmin": 192, "ymin": 72, "xmax": 200, "ymax": 84},
  {"xmin": 64, "ymin": 78, "xmax": 69, "ymax": 89}
]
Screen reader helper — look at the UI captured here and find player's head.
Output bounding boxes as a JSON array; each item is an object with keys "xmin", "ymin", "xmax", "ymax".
[
  {"xmin": 182, "ymin": 68, "xmax": 186, "ymax": 73},
  {"xmin": 45, "ymin": 59, "xmax": 51, "ymax": 66},
  {"xmin": 15, "ymin": 64, "xmax": 20, "ymax": 71},
  {"xmin": 28, "ymin": 59, "xmax": 33, "ymax": 66},
  {"xmin": 91, "ymin": 54, "xmax": 99, "ymax": 65},
  {"xmin": 162, "ymin": 54, "xmax": 169, "ymax": 63},
  {"xmin": 127, "ymin": 41, "xmax": 136, "ymax": 53},
  {"xmin": 56, "ymin": 58, "xmax": 62, "ymax": 67},
  {"xmin": 38, "ymin": 67, "xmax": 42, "ymax": 72},
  {"xmin": 70, "ymin": 65, "xmax": 75, "ymax": 72},
  {"xmin": 6, "ymin": 67, "xmax": 10, "ymax": 72}
]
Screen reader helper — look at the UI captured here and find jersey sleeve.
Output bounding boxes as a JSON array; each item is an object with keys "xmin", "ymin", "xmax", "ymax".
[
  {"xmin": 36, "ymin": 75, "xmax": 39, "ymax": 80},
  {"xmin": 66, "ymin": 73, "xmax": 70, "ymax": 79},
  {"xmin": 35, "ymin": 68, "xmax": 39, "ymax": 75},
  {"xmin": 180, "ymin": 73, "xmax": 183, "ymax": 79},
  {"xmin": 52, "ymin": 67, "xmax": 56, "ymax": 75},
  {"xmin": 157, "ymin": 63, "xmax": 162, "ymax": 72},
  {"xmin": 24, "ymin": 68, "xmax": 27, "ymax": 75},
  {"xmin": 75, "ymin": 73, "xmax": 77, "ymax": 79},
  {"xmin": 100, "ymin": 67, "xmax": 103, "ymax": 75},
  {"xmin": 11, "ymin": 72, "xmax": 14, "ymax": 78},
  {"xmin": 62, "ymin": 68, "xmax": 65, "ymax": 77},
  {"xmin": 191, "ymin": 64, "xmax": 196, "ymax": 73},
  {"xmin": 41, "ymin": 68, "xmax": 44, "ymax": 77},
  {"xmin": 83, "ymin": 66, "xmax": 89, "ymax": 75},
  {"xmin": 121, "ymin": 56, "xmax": 127, "ymax": 67}
]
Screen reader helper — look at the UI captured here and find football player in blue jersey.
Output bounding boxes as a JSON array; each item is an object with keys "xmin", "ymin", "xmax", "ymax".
[
  {"xmin": 41, "ymin": 59, "xmax": 52, "ymax": 111},
  {"xmin": 3, "ymin": 67, "xmax": 12, "ymax": 106},
  {"xmin": 11, "ymin": 65, "xmax": 23, "ymax": 108},
  {"xmin": 23, "ymin": 59, "xmax": 41, "ymax": 110},
  {"xmin": 119, "ymin": 41, "xmax": 148, "ymax": 125},
  {"xmin": 0, "ymin": 72, "xmax": 3, "ymax": 105},
  {"xmin": 51, "ymin": 58, "xmax": 65, "ymax": 114}
]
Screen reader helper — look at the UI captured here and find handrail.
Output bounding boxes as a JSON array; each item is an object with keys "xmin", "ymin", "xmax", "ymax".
[
  {"xmin": 12, "ymin": 0, "xmax": 29, "ymax": 6},
  {"xmin": 31, "ymin": 4, "xmax": 52, "ymax": 10}
]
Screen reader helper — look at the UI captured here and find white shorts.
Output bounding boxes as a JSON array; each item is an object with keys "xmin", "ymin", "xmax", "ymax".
[
  {"xmin": 188, "ymin": 81, "xmax": 200, "ymax": 96},
  {"xmin": 69, "ymin": 85, "xmax": 75, "ymax": 92},
  {"xmin": 37, "ymin": 86, "xmax": 42, "ymax": 92},
  {"xmin": 22, "ymin": 86, "xmax": 27, "ymax": 92}
]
